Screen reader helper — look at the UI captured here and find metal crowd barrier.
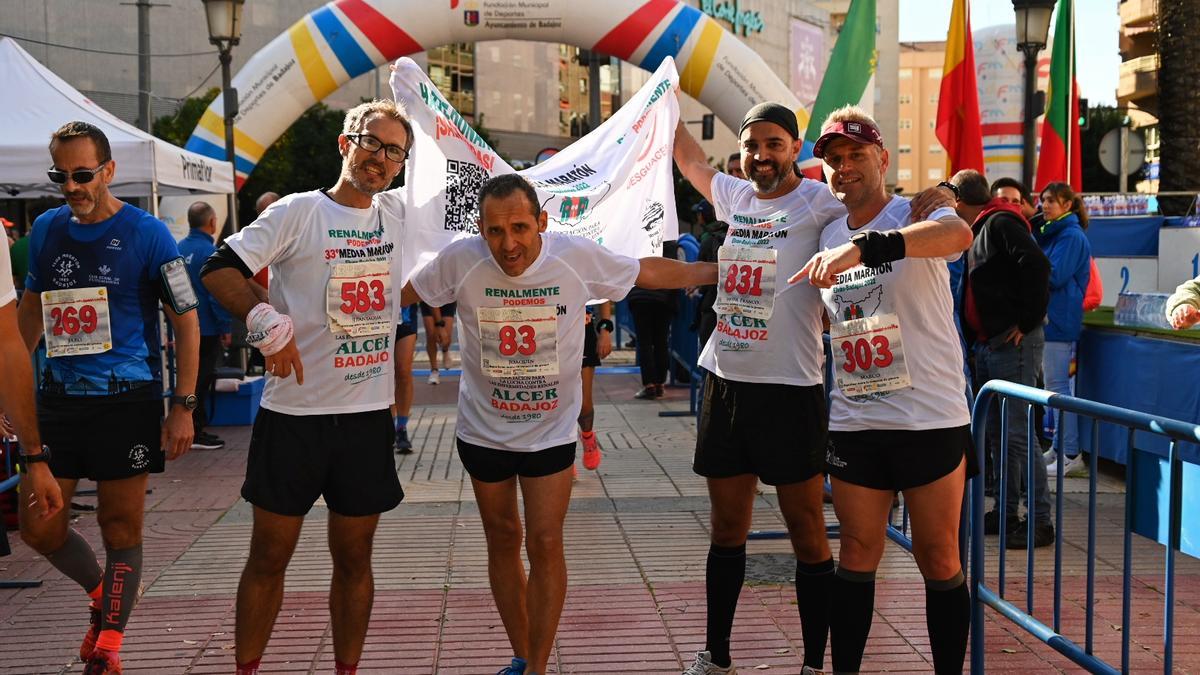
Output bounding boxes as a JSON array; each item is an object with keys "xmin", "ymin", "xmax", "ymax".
[{"xmin": 969, "ymin": 380, "xmax": 1200, "ymax": 674}]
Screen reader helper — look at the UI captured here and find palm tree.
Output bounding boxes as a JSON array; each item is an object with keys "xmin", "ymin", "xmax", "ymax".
[{"xmin": 1158, "ymin": 0, "xmax": 1200, "ymax": 214}]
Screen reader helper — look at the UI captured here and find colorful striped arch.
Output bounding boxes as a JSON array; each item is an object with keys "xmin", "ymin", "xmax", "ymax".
[{"xmin": 184, "ymin": 0, "xmax": 803, "ymax": 189}]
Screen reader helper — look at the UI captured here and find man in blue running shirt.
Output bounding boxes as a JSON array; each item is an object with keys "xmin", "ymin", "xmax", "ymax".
[{"xmin": 16, "ymin": 121, "xmax": 200, "ymax": 675}]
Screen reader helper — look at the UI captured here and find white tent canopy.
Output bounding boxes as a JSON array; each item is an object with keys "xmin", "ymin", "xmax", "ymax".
[{"xmin": 0, "ymin": 37, "xmax": 235, "ymax": 199}]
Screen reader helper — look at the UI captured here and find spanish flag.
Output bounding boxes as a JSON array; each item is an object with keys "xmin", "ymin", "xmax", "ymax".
[
  {"xmin": 935, "ymin": 0, "xmax": 985, "ymax": 175},
  {"xmin": 1035, "ymin": 0, "xmax": 1082, "ymax": 192}
]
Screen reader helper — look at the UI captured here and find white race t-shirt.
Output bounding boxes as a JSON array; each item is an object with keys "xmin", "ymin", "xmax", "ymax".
[
  {"xmin": 225, "ymin": 190, "xmax": 406, "ymax": 415},
  {"xmin": 410, "ymin": 232, "xmax": 640, "ymax": 452},
  {"xmin": 818, "ymin": 196, "xmax": 969, "ymax": 431},
  {"xmin": 700, "ymin": 172, "xmax": 847, "ymax": 386},
  {"xmin": 0, "ymin": 242, "xmax": 15, "ymax": 307}
]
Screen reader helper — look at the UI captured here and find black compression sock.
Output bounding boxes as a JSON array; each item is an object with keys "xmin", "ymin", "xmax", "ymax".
[
  {"xmin": 704, "ymin": 543, "xmax": 746, "ymax": 667},
  {"xmin": 44, "ymin": 529, "xmax": 103, "ymax": 594},
  {"xmin": 795, "ymin": 557, "xmax": 834, "ymax": 669},
  {"xmin": 830, "ymin": 566, "xmax": 876, "ymax": 674},
  {"xmin": 925, "ymin": 572, "xmax": 970, "ymax": 674}
]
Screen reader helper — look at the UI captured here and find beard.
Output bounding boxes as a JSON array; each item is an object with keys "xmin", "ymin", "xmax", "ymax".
[
  {"xmin": 345, "ymin": 158, "xmax": 390, "ymax": 195},
  {"xmin": 748, "ymin": 158, "xmax": 786, "ymax": 194},
  {"xmin": 63, "ymin": 188, "xmax": 99, "ymax": 219}
]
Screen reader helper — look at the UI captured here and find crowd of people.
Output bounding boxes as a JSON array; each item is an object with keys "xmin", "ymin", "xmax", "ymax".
[{"xmin": 1, "ymin": 79, "xmax": 1189, "ymax": 675}]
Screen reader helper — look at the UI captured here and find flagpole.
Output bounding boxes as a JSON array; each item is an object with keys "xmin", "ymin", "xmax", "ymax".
[{"xmin": 1066, "ymin": 0, "xmax": 1074, "ymax": 189}]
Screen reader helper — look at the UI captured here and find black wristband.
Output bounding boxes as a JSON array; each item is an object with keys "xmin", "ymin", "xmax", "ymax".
[
  {"xmin": 595, "ymin": 318, "xmax": 614, "ymax": 333},
  {"xmin": 850, "ymin": 230, "xmax": 907, "ymax": 269},
  {"xmin": 434, "ymin": 320, "xmax": 446, "ymax": 327}
]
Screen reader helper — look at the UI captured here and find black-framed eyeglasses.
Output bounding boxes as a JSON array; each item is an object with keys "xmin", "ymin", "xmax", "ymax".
[
  {"xmin": 346, "ymin": 133, "xmax": 408, "ymax": 163},
  {"xmin": 47, "ymin": 161, "xmax": 109, "ymax": 185}
]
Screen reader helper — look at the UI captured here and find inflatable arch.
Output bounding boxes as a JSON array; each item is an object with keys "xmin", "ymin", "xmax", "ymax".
[{"xmin": 184, "ymin": 0, "xmax": 805, "ymax": 188}]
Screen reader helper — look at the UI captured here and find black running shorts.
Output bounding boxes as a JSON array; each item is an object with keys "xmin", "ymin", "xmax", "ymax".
[
  {"xmin": 38, "ymin": 388, "xmax": 164, "ymax": 481},
  {"xmin": 826, "ymin": 425, "xmax": 976, "ymax": 491},
  {"xmin": 419, "ymin": 301, "xmax": 457, "ymax": 318},
  {"xmin": 241, "ymin": 407, "xmax": 404, "ymax": 517},
  {"xmin": 397, "ymin": 305, "xmax": 419, "ymax": 340},
  {"xmin": 694, "ymin": 371, "xmax": 827, "ymax": 486},
  {"xmin": 457, "ymin": 437, "xmax": 575, "ymax": 483}
]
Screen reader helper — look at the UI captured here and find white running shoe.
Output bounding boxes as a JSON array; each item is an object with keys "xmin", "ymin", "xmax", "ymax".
[
  {"xmin": 428, "ymin": 370, "xmax": 440, "ymax": 385},
  {"xmin": 1043, "ymin": 448, "xmax": 1058, "ymax": 466},
  {"xmin": 682, "ymin": 651, "xmax": 736, "ymax": 675},
  {"xmin": 1049, "ymin": 453, "xmax": 1089, "ymax": 478}
]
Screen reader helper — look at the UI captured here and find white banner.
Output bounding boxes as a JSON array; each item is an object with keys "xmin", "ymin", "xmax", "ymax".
[{"xmin": 389, "ymin": 55, "xmax": 680, "ymax": 279}]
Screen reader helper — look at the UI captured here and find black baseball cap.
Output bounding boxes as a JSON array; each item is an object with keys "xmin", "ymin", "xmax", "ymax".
[{"xmin": 739, "ymin": 102, "xmax": 800, "ymax": 140}]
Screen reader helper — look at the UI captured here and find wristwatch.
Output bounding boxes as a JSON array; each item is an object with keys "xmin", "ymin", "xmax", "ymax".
[
  {"xmin": 17, "ymin": 445, "xmax": 51, "ymax": 474},
  {"xmin": 170, "ymin": 394, "xmax": 198, "ymax": 411},
  {"xmin": 936, "ymin": 181, "xmax": 960, "ymax": 200},
  {"xmin": 595, "ymin": 318, "xmax": 615, "ymax": 333}
]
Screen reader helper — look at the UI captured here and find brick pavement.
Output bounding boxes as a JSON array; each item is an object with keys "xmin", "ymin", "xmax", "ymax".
[{"xmin": 1, "ymin": 370, "xmax": 1198, "ymax": 673}]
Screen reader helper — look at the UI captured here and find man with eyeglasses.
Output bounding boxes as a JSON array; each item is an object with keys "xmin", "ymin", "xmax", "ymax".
[
  {"xmin": 16, "ymin": 120, "xmax": 200, "ymax": 675},
  {"xmin": 201, "ymin": 100, "xmax": 412, "ymax": 675}
]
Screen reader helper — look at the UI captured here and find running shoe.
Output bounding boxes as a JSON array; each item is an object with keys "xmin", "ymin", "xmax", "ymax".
[
  {"xmin": 1048, "ymin": 453, "xmax": 1089, "ymax": 478},
  {"xmin": 191, "ymin": 431, "xmax": 224, "ymax": 451},
  {"xmin": 83, "ymin": 648, "xmax": 122, "ymax": 674},
  {"xmin": 428, "ymin": 370, "xmax": 440, "ymax": 385},
  {"xmin": 1043, "ymin": 448, "xmax": 1058, "ymax": 466},
  {"xmin": 634, "ymin": 386, "xmax": 656, "ymax": 400},
  {"xmin": 394, "ymin": 427, "xmax": 413, "ymax": 454},
  {"xmin": 800, "ymin": 668, "xmax": 826, "ymax": 675},
  {"xmin": 80, "ymin": 602, "xmax": 101, "ymax": 660},
  {"xmin": 581, "ymin": 431, "xmax": 601, "ymax": 470},
  {"xmin": 496, "ymin": 656, "xmax": 526, "ymax": 674},
  {"xmin": 654, "ymin": 383, "xmax": 665, "ymax": 397},
  {"xmin": 683, "ymin": 651, "xmax": 736, "ymax": 674}
]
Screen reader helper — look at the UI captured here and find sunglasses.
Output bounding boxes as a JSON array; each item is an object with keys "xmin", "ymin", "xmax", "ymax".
[
  {"xmin": 346, "ymin": 133, "xmax": 408, "ymax": 163},
  {"xmin": 47, "ymin": 161, "xmax": 109, "ymax": 185}
]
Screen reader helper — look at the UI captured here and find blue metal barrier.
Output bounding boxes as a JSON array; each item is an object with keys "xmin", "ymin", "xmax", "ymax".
[{"xmin": 969, "ymin": 380, "xmax": 1200, "ymax": 674}]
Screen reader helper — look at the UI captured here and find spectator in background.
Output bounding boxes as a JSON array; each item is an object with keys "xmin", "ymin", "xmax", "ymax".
[
  {"xmin": 8, "ymin": 225, "xmax": 29, "ymax": 293},
  {"xmin": 1167, "ymin": 275, "xmax": 1200, "ymax": 329},
  {"xmin": 950, "ymin": 169, "xmax": 1053, "ymax": 549},
  {"xmin": 628, "ymin": 240, "xmax": 680, "ymax": 399},
  {"xmin": 1035, "ymin": 182, "xmax": 1092, "ymax": 478},
  {"xmin": 990, "ymin": 177, "xmax": 1039, "ymax": 223},
  {"xmin": 180, "ymin": 202, "xmax": 233, "ymax": 451},
  {"xmin": 695, "ymin": 201, "xmax": 727, "ymax": 349},
  {"xmin": 726, "ymin": 152, "xmax": 745, "ymax": 180}
]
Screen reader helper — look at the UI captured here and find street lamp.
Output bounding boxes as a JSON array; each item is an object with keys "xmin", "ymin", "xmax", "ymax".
[
  {"xmin": 202, "ymin": 0, "xmax": 244, "ymax": 233},
  {"xmin": 1012, "ymin": 0, "xmax": 1055, "ymax": 188}
]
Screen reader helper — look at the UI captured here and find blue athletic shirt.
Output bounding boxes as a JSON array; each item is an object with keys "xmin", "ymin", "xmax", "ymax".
[{"xmin": 25, "ymin": 204, "xmax": 183, "ymax": 397}]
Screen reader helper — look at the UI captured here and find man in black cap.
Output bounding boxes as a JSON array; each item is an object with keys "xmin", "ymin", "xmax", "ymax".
[{"xmin": 674, "ymin": 101, "xmax": 954, "ymax": 675}]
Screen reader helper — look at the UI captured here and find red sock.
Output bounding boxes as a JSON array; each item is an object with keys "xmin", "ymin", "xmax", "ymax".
[
  {"xmin": 335, "ymin": 660, "xmax": 358, "ymax": 675},
  {"xmin": 88, "ymin": 583, "xmax": 103, "ymax": 606},
  {"xmin": 581, "ymin": 430, "xmax": 595, "ymax": 438},
  {"xmin": 236, "ymin": 657, "xmax": 262, "ymax": 675},
  {"xmin": 95, "ymin": 629, "xmax": 124, "ymax": 652}
]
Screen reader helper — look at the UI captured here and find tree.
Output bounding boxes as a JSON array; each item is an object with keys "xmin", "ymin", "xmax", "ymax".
[
  {"xmin": 1157, "ymin": 0, "xmax": 1200, "ymax": 214},
  {"xmin": 152, "ymin": 89, "xmax": 219, "ymax": 146}
]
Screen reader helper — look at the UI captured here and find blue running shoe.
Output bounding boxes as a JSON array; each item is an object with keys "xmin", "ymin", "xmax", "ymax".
[{"xmin": 497, "ymin": 657, "xmax": 526, "ymax": 674}]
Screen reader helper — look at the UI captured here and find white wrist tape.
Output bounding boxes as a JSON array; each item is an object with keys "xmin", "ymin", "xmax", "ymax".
[{"xmin": 244, "ymin": 303, "xmax": 294, "ymax": 357}]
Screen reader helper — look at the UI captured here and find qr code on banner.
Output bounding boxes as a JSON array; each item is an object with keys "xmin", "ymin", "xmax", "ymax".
[{"xmin": 444, "ymin": 159, "xmax": 486, "ymax": 233}]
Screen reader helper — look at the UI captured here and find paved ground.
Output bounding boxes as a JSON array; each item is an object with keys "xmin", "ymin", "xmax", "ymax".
[{"xmin": 2, "ymin": 367, "xmax": 1199, "ymax": 674}]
